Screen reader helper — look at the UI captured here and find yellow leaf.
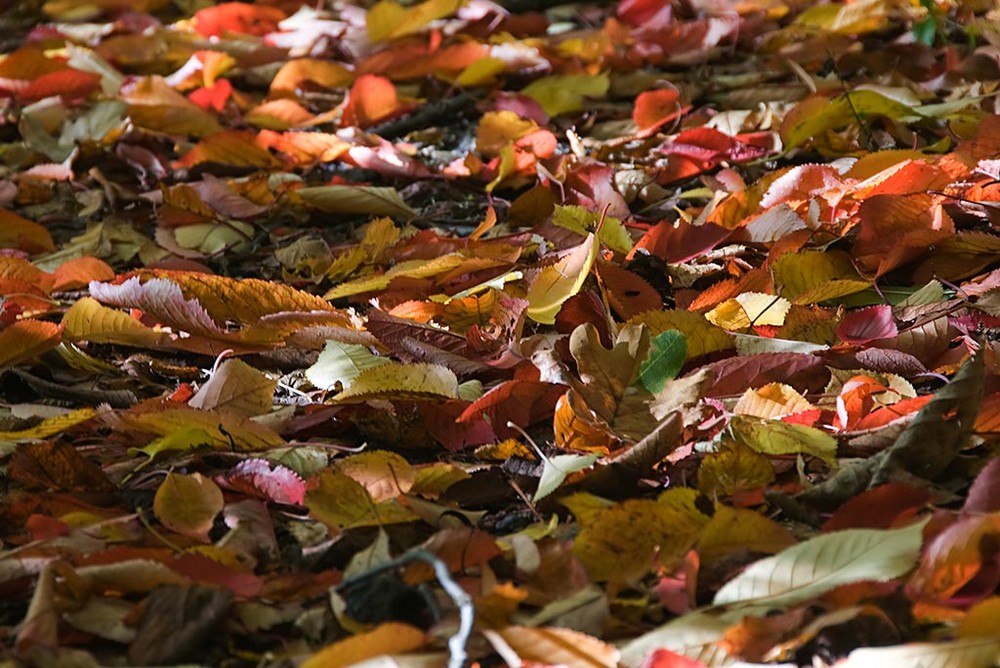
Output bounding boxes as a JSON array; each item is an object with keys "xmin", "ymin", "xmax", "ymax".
[
  {"xmin": 122, "ymin": 76, "xmax": 221, "ymax": 137},
  {"xmin": 171, "ymin": 221, "xmax": 255, "ymax": 255},
  {"xmin": 153, "ymin": 472, "xmax": 223, "ymax": 542},
  {"xmin": 526, "ymin": 234, "xmax": 597, "ymax": 324},
  {"xmin": 0, "ymin": 320, "xmax": 62, "ymax": 369},
  {"xmin": 522, "ymin": 73, "xmax": 610, "ymax": 117},
  {"xmin": 706, "ymin": 293, "xmax": 790, "ymax": 330},
  {"xmin": 476, "ymin": 110, "xmax": 538, "ymax": 157},
  {"xmin": 366, "ymin": 0, "xmax": 467, "ymax": 42},
  {"xmin": 270, "ymin": 59, "xmax": 353, "ymax": 96},
  {"xmin": 119, "ymin": 406, "xmax": 285, "ymax": 452},
  {"xmin": 325, "ymin": 254, "xmax": 468, "ymax": 300},
  {"xmin": 457, "ymin": 56, "xmax": 505, "ymax": 87},
  {"xmin": 0, "ymin": 408, "xmax": 96, "ymax": 441},
  {"xmin": 629, "ymin": 309, "xmax": 733, "ymax": 359},
  {"xmin": 62, "ymin": 297, "xmax": 165, "ymax": 347},
  {"xmin": 698, "ymin": 441, "xmax": 775, "ymax": 498},
  {"xmin": 302, "ymin": 622, "xmax": 425, "ymax": 668},
  {"xmin": 697, "ymin": 504, "xmax": 796, "ymax": 563},
  {"xmin": 296, "ymin": 184, "xmax": 415, "ymax": 220},
  {"xmin": 772, "ymin": 251, "xmax": 870, "ymax": 305},
  {"xmin": 305, "ymin": 469, "xmax": 416, "ymax": 531},
  {"xmin": 959, "ymin": 597, "xmax": 1000, "ymax": 638},
  {"xmin": 733, "ymin": 383, "xmax": 814, "ymax": 419},
  {"xmin": 730, "ymin": 414, "xmax": 838, "ymax": 465},
  {"xmin": 334, "ymin": 363, "xmax": 459, "ymax": 402},
  {"xmin": 336, "ymin": 451, "xmax": 415, "ymax": 502},
  {"xmin": 794, "ymin": 0, "xmax": 893, "ymax": 35},
  {"xmin": 569, "ymin": 489, "xmax": 710, "ymax": 583}
]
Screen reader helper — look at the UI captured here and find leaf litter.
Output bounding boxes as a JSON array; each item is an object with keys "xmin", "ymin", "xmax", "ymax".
[{"xmin": 2, "ymin": 0, "xmax": 1000, "ymax": 666}]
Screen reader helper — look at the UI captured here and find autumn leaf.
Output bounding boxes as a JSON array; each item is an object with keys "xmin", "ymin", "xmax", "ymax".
[{"xmin": 153, "ymin": 472, "xmax": 224, "ymax": 542}]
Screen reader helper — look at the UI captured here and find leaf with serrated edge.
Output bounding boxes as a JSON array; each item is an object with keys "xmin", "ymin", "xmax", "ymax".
[
  {"xmin": 334, "ymin": 362, "xmax": 458, "ymax": 403},
  {"xmin": 713, "ymin": 518, "xmax": 928, "ymax": 608},
  {"xmin": 305, "ymin": 340, "xmax": 390, "ymax": 391}
]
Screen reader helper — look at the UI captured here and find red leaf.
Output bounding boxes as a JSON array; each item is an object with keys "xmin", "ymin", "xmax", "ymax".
[
  {"xmin": 822, "ymin": 484, "xmax": 933, "ymax": 532},
  {"xmin": 964, "ymin": 457, "xmax": 1000, "ymax": 514},
  {"xmin": 633, "ymin": 88, "xmax": 684, "ymax": 137},
  {"xmin": 422, "ymin": 399, "xmax": 496, "ymax": 451},
  {"xmin": 700, "ymin": 353, "xmax": 827, "ymax": 398},
  {"xmin": 632, "ymin": 220, "xmax": 731, "ymax": 264},
  {"xmin": 217, "ymin": 459, "xmax": 306, "ymax": 506},
  {"xmin": 617, "ymin": 0, "xmax": 673, "ymax": 30},
  {"xmin": 641, "ymin": 648, "xmax": 706, "ymax": 668},
  {"xmin": 189, "ymin": 79, "xmax": 232, "ymax": 112},
  {"xmin": 836, "ymin": 305, "xmax": 898, "ymax": 345},
  {"xmin": 16, "ymin": 69, "xmax": 101, "ymax": 104},
  {"xmin": 457, "ymin": 380, "xmax": 564, "ymax": 436},
  {"xmin": 193, "ymin": 2, "xmax": 286, "ymax": 38},
  {"xmin": 597, "ymin": 261, "xmax": 662, "ymax": 319}
]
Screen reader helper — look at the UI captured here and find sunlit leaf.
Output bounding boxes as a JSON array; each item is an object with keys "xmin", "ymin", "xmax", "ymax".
[
  {"xmin": 714, "ymin": 519, "xmax": 928, "ymax": 607},
  {"xmin": 526, "ymin": 234, "xmax": 597, "ymax": 324},
  {"xmin": 302, "ymin": 622, "xmax": 425, "ymax": 668},
  {"xmin": 535, "ymin": 453, "xmax": 600, "ymax": 502},
  {"xmin": 296, "ymin": 184, "xmax": 415, "ymax": 219},
  {"xmin": 305, "ymin": 341, "xmax": 390, "ymax": 391},
  {"xmin": 639, "ymin": 330, "xmax": 687, "ymax": 393}
]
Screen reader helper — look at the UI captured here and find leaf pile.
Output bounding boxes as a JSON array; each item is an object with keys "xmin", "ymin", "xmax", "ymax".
[{"xmin": 2, "ymin": 0, "xmax": 1000, "ymax": 666}]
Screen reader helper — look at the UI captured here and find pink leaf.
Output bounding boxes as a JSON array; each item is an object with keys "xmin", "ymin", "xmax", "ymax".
[{"xmin": 837, "ymin": 305, "xmax": 898, "ymax": 345}]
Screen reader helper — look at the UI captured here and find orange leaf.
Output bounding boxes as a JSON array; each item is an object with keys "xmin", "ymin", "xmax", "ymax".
[
  {"xmin": 341, "ymin": 75, "xmax": 412, "ymax": 129},
  {"xmin": 176, "ymin": 130, "xmax": 282, "ymax": 169},
  {"xmin": 0, "ymin": 320, "xmax": 62, "ymax": 369},
  {"xmin": 192, "ymin": 2, "xmax": 286, "ymax": 38},
  {"xmin": 633, "ymin": 88, "xmax": 685, "ymax": 137},
  {"xmin": 0, "ymin": 210, "xmax": 55, "ymax": 254},
  {"xmin": 302, "ymin": 622, "xmax": 425, "ymax": 668},
  {"xmin": 51, "ymin": 257, "xmax": 115, "ymax": 292},
  {"xmin": 16, "ymin": 69, "xmax": 101, "ymax": 104},
  {"xmin": 270, "ymin": 59, "xmax": 353, "ymax": 96}
]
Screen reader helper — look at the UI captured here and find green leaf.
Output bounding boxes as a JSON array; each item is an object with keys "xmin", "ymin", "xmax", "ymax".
[
  {"xmin": 713, "ymin": 518, "xmax": 928, "ymax": 608},
  {"xmin": 729, "ymin": 415, "xmax": 838, "ymax": 465},
  {"xmin": 305, "ymin": 341, "xmax": 390, "ymax": 391},
  {"xmin": 638, "ymin": 330, "xmax": 687, "ymax": 393},
  {"xmin": 551, "ymin": 205, "xmax": 633, "ymax": 255}
]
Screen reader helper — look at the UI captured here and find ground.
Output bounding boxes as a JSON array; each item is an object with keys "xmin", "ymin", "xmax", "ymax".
[{"xmin": 1, "ymin": 0, "xmax": 1000, "ymax": 666}]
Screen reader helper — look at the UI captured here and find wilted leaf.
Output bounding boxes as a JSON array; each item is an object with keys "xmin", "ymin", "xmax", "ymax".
[{"xmin": 188, "ymin": 358, "xmax": 276, "ymax": 417}]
